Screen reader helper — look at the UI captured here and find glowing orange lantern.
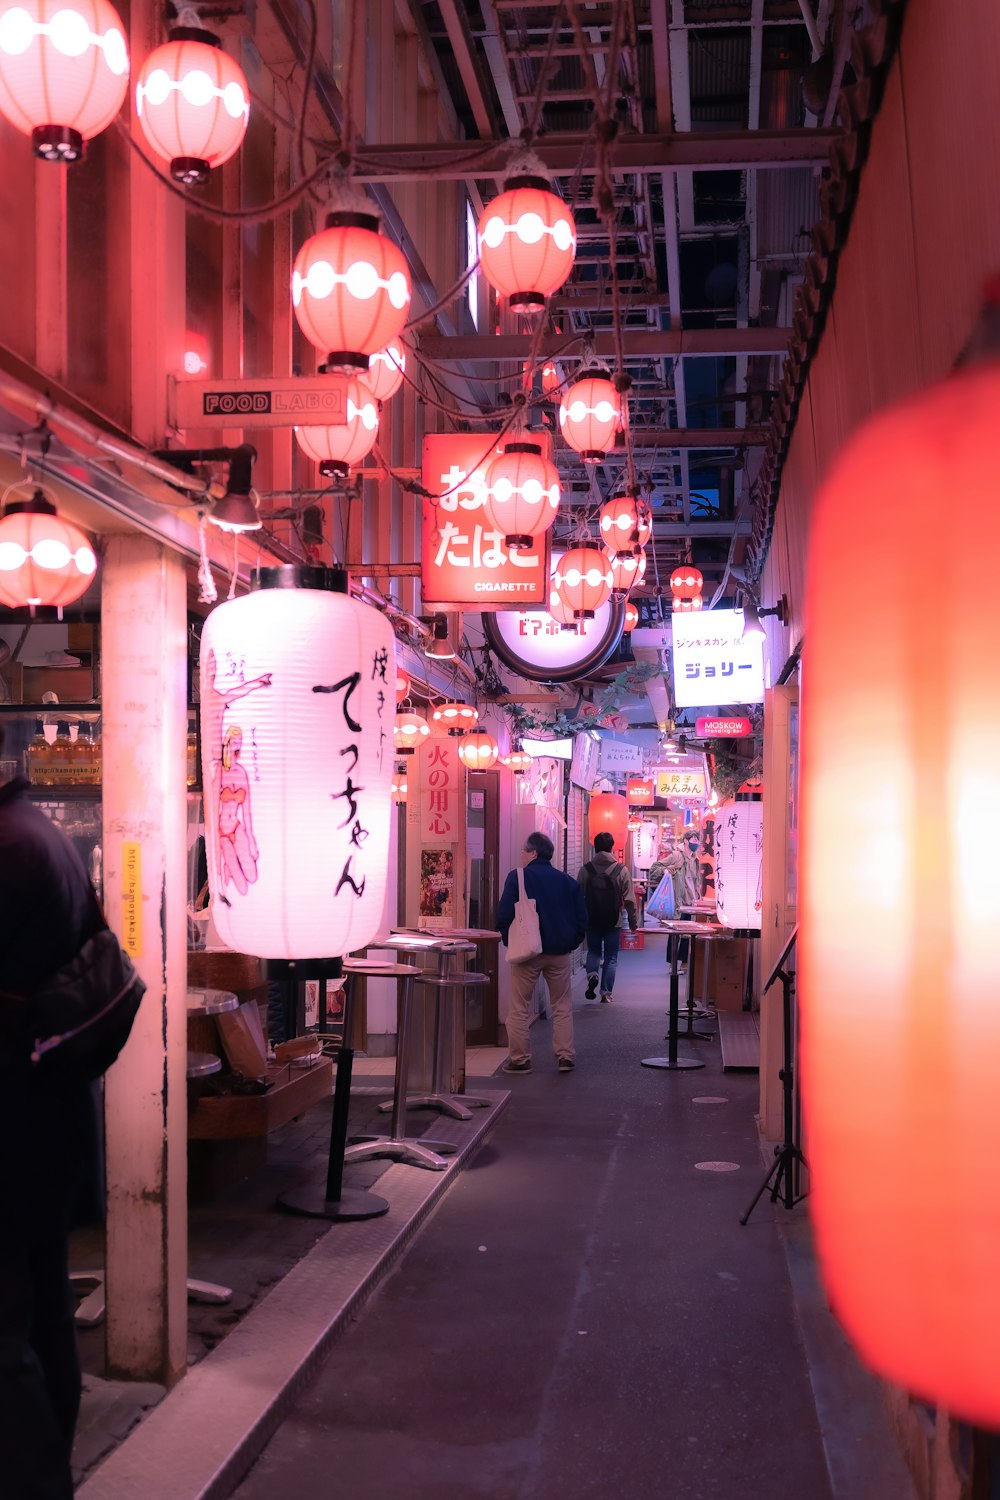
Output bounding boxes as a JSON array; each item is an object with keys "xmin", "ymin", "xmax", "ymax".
[
  {"xmin": 431, "ymin": 701, "xmax": 478, "ymax": 734},
  {"xmin": 504, "ymin": 749, "xmax": 531, "ymax": 773},
  {"xmin": 366, "ymin": 343, "xmax": 405, "ymax": 402},
  {"xmin": 800, "ymin": 355, "xmax": 1000, "ymax": 1425},
  {"xmin": 477, "ymin": 176, "xmax": 576, "ymax": 313},
  {"xmin": 600, "ymin": 493, "xmax": 652, "ymax": 554},
  {"xmin": 395, "ymin": 667, "xmax": 410, "ymax": 703},
  {"xmin": 673, "ymin": 595, "xmax": 703, "ymax": 612},
  {"xmin": 482, "ymin": 441, "xmax": 560, "ymax": 547},
  {"xmin": 293, "ymin": 376, "xmax": 378, "ymax": 477},
  {"xmin": 457, "ymin": 731, "xmax": 499, "ymax": 770},
  {"xmin": 135, "ymin": 27, "xmax": 248, "ymax": 184},
  {"xmin": 0, "ymin": 0, "xmax": 129, "ymax": 160},
  {"xmin": 393, "ymin": 707, "xmax": 429, "ymax": 754},
  {"xmin": 588, "ymin": 791, "xmax": 629, "ymax": 859},
  {"xmin": 292, "ymin": 212, "xmax": 412, "ymax": 371},
  {"xmin": 551, "ymin": 545, "xmax": 612, "ymax": 620},
  {"xmin": 623, "ymin": 601, "xmax": 639, "ymax": 632},
  {"xmin": 670, "ymin": 564, "xmax": 703, "ymax": 606},
  {"xmin": 605, "ymin": 547, "xmax": 646, "ymax": 593},
  {"xmin": 559, "ymin": 375, "xmax": 621, "ymax": 464},
  {"xmin": 0, "ymin": 490, "xmax": 97, "ymax": 612},
  {"xmin": 391, "ymin": 765, "xmax": 408, "ymax": 803},
  {"xmin": 540, "ymin": 362, "xmax": 560, "ymax": 397}
]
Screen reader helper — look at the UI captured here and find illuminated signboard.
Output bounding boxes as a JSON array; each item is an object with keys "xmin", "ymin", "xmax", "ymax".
[
  {"xmin": 656, "ymin": 768, "xmax": 708, "ymax": 801},
  {"xmin": 627, "ymin": 777, "xmax": 655, "ymax": 805},
  {"xmin": 671, "ymin": 608, "xmax": 764, "ymax": 708},
  {"xmin": 696, "ymin": 716, "xmax": 752, "ymax": 737},
  {"xmin": 482, "ymin": 588, "xmax": 625, "ymax": 682},
  {"xmin": 421, "ymin": 433, "xmax": 551, "ymax": 610}
]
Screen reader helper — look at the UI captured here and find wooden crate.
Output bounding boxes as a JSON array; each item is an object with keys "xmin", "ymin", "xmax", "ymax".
[{"xmin": 187, "ymin": 1057, "xmax": 332, "ymax": 1140}]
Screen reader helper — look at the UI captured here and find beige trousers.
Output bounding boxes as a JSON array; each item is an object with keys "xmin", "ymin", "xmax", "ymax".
[{"xmin": 506, "ymin": 952, "xmax": 575, "ymax": 1064}]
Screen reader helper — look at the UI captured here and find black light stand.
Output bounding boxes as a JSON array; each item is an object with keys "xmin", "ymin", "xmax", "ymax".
[{"xmin": 740, "ymin": 925, "xmax": 806, "ymax": 1225}]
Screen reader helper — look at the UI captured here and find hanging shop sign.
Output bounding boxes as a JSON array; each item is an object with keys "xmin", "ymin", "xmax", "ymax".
[
  {"xmin": 715, "ymin": 798, "xmax": 762, "ymax": 933},
  {"xmin": 421, "ymin": 433, "xmax": 551, "ymax": 610},
  {"xmin": 598, "ymin": 738, "xmax": 643, "ymax": 774},
  {"xmin": 627, "ymin": 776, "xmax": 655, "ymax": 805},
  {"xmin": 671, "ymin": 608, "xmax": 765, "ymax": 709},
  {"xmin": 419, "ymin": 734, "xmax": 461, "ymax": 849},
  {"xmin": 656, "ymin": 768, "xmax": 708, "ymax": 802},
  {"xmin": 482, "ymin": 592, "xmax": 625, "ymax": 682},
  {"xmin": 170, "ymin": 375, "xmax": 349, "ymax": 429},
  {"xmin": 569, "ymin": 730, "xmax": 601, "ymax": 789},
  {"xmin": 696, "ymin": 715, "xmax": 752, "ymax": 738}
]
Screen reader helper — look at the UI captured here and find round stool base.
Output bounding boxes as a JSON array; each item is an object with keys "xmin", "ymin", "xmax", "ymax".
[
  {"xmin": 277, "ymin": 1186, "xmax": 389, "ymax": 1221},
  {"xmin": 640, "ymin": 1056, "xmax": 705, "ymax": 1071}
]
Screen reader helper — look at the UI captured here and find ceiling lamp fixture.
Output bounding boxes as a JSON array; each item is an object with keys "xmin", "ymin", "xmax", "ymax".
[
  {"xmin": 431, "ymin": 701, "xmax": 478, "ymax": 734},
  {"xmin": 670, "ymin": 564, "xmax": 703, "ymax": 610},
  {"xmin": 482, "ymin": 441, "xmax": 560, "ymax": 548},
  {"xmin": 551, "ymin": 545, "xmax": 612, "ymax": 621},
  {"xmin": 393, "ymin": 707, "xmax": 429, "ymax": 754},
  {"xmin": 0, "ymin": 0, "xmax": 130, "ymax": 160},
  {"xmin": 423, "ymin": 614, "xmax": 455, "ymax": 660},
  {"xmin": 207, "ymin": 444, "xmax": 260, "ymax": 532},
  {"xmin": 559, "ymin": 373, "xmax": 622, "ymax": 464},
  {"xmin": 599, "ymin": 492, "xmax": 652, "ymax": 554},
  {"xmin": 292, "ymin": 206, "xmax": 412, "ymax": 372},
  {"xmin": 605, "ymin": 546, "xmax": 646, "ymax": 594},
  {"xmin": 365, "ymin": 342, "xmax": 405, "ymax": 403},
  {"xmin": 134, "ymin": 24, "xmax": 249, "ymax": 184},
  {"xmin": 477, "ymin": 172, "xmax": 576, "ymax": 313},
  {"xmin": 623, "ymin": 601, "xmax": 639, "ymax": 632},
  {"xmin": 0, "ymin": 488, "xmax": 97, "ymax": 613},
  {"xmin": 293, "ymin": 376, "xmax": 378, "ymax": 478},
  {"xmin": 457, "ymin": 731, "xmax": 499, "ymax": 770}
]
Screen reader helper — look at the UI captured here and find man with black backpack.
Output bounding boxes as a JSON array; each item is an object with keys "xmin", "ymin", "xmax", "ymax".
[{"xmin": 577, "ymin": 832, "xmax": 638, "ymax": 1003}]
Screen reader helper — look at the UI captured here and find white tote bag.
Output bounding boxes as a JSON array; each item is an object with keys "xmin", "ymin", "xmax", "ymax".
[{"xmin": 506, "ymin": 866, "xmax": 543, "ymax": 964}]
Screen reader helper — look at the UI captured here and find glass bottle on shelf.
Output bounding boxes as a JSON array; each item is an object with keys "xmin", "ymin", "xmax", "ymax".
[
  {"xmin": 88, "ymin": 722, "xmax": 102, "ymax": 785},
  {"xmin": 70, "ymin": 723, "xmax": 91, "ymax": 785},
  {"xmin": 49, "ymin": 722, "xmax": 73, "ymax": 786},
  {"xmin": 27, "ymin": 720, "xmax": 52, "ymax": 784}
]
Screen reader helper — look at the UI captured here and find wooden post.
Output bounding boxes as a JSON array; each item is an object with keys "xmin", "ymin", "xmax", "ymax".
[{"xmin": 102, "ymin": 536, "xmax": 188, "ymax": 1384}]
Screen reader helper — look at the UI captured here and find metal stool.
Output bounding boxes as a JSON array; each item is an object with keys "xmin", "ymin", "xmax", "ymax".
[
  {"xmin": 342, "ymin": 960, "xmax": 457, "ymax": 1171},
  {"xmin": 386, "ymin": 970, "xmax": 492, "ymax": 1121}
]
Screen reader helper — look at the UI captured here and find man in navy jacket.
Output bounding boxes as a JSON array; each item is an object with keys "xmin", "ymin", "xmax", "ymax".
[{"xmin": 496, "ymin": 830, "xmax": 587, "ymax": 1074}]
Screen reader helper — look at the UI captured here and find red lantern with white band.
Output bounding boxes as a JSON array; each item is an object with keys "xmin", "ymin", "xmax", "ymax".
[
  {"xmin": 0, "ymin": 490, "xmax": 96, "ymax": 613},
  {"xmin": 671, "ymin": 564, "xmax": 703, "ymax": 608},
  {"xmin": 457, "ymin": 731, "xmax": 499, "ymax": 770},
  {"xmin": 599, "ymin": 493, "xmax": 652, "ymax": 554},
  {"xmin": 477, "ymin": 176, "xmax": 576, "ymax": 313},
  {"xmin": 135, "ymin": 27, "xmax": 248, "ymax": 183},
  {"xmin": 623, "ymin": 601, "xmax": 639, "ymax": 632},
  {"xmin": 293, "ymin": 376, "xmax": 378, "ymax": 477},
  {"xmin": 292, "ymin": 212, "xmax": 412, "ymax": 372},
  {"xmin": 559, "ymin": 374, "xmax": 622, "ymax": 464},
  {"xmin": 482, "ymin": 441, "xmax": 560, "ymax": 548},
  {"xmin": 199, "ymin": 566, "xmax": 394, "ymax": 963},
  {"xmin": 365, "ymin": 343, "xmax": 405, "ymax": 403},
  {"xmin": 605, "ymin": 547, "xmax": 646, "ymax": 594},
  {"xmin": 393, "ymin": 707, "xmax": 429, "ymax": 754},
  {"xmin": 431, "ymin": 701, "xmax": 478, "ymax": 734},
  {"xmin": 551, "ymin": 545, "xmax": 612, "ymax": 620},
  {"xmin": 0, "ymin": 0, "xmax": 129, "ymax": 160}
]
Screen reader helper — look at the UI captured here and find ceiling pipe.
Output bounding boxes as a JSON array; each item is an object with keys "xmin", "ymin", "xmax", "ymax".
[{"xmin": 797, "ymin": 0, "xmax": 824, "ymax": 61}]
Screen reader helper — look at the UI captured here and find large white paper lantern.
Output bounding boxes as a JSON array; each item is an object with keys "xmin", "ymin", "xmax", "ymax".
[
  {"xmin": 632, "ymin": 819, "xmax": 658, "ymax": 870},
  {"xmin": 200, "ymin": 566, "xmax": 395, "ymax": 964},
  {"xmin": 715, "ymin": 796, "xmax": 762, "ymax": 933}
]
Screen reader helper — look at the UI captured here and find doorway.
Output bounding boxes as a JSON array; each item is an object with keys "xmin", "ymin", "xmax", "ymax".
[{"xmin": 466, "ymin": 769, "xmax": 500, "ymax": 1045}]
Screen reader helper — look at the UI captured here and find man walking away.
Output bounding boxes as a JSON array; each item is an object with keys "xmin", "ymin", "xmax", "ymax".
[
  {"xmin": 578, "ymin": 832, "xmax": 638, "ymax": 1003},
  {"xmin": 496, "ymin": 831, "xmax": 588, "ymax": 1073}
]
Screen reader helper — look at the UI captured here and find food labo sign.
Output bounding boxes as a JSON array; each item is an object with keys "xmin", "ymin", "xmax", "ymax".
[{"xmin": 420, "ymin": 434, "xmax": 551, "ymax": 610}]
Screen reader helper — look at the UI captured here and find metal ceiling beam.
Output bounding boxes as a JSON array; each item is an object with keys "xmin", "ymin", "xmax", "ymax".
[
  {"xmin": 626, "ymin": 429, "xmax": 765, "ymax": 449},
  {"xmin": 435, "ymin": 0, "xmax": 499, "ymax": 141},
  {"xmin": 352, "ymin": 127, "xmax": 838, "ymax": 181},
  {"xmin": 419, "ymin": 329, "xmax": 790, "ymax": 361}
]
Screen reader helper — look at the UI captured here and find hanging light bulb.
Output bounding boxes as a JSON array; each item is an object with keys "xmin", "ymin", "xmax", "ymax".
[
  {"xmin": 292, "ymin": 208, "xmax": 412, "ymax": 372},
  {"xmin": 293, "ymin": 376, "xmax": 378, "ymax": 478},
  {"xmin": 599, "ymin": 492, "xmax": 652, "ymax": 554},
  {"xmin": 365, "ymin": 342, "xmax": 405, "ymax": 403},
  {"xmin": 482, "ymin": 441, "xmax": 561, "ymax": 548},
  {"xmin": 0, "ymin": 489, "xmax": 97, "ymax": 613},
  {"xmin": 559, "ymin": 373, "xmax": 622, "ymax": 464},
  {"xmin": 605, "ymin": 547, "xmax": 646, "ymax": 593},
  {"xmin": 551, "ymin": 545, "xmax": 612, "ymax": 620},
  {"xmin": 393, "ymin": 707, "xmax": 429, "ymax": 754},
  {"xmin": 623, "ymin": 600, "xmax": 639, "ymax": 632},
  {"xmin": 0, "ymin": 0, "xmax": 130, "ymax": 161},
  {"xmin": 457, "ymin": 731, "xmax": 499, "ymax": 770},
  {"xmin": 135, "ymin": 26, "xmax": 249, "ymax": 184},
  {"xmin": 431, "ymin": 701, "xmax": 478, "ymax": 734},
  {"xmin": 477, "ymin": 173, "xmax": 576, "ymax": 313}
]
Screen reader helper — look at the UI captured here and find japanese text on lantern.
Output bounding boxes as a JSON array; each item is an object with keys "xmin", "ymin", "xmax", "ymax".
[
  {"xmin": 420, "ymin": 736, "xmax": 460, "ymax": 849},
  {"xmin": 312, "ymin": 642, "xmax": 388, "ymax": 902},
  {"xmin": 421, "ymin": 434, "xmax": 551, "ymax": 609}
]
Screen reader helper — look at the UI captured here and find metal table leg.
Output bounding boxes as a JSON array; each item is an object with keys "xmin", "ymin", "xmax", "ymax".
[{"xmin": 641, "ymin": 937, "xmax": 704, "ymax": 1071}]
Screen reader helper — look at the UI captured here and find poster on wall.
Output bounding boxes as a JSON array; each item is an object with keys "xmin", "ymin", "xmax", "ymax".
[
  {"xmin": 419, "ymin": 736, "xmax": 460, "ymax": 848},
  {"xmin": 419, "ymin": 848, "xmax": 455, "ymax": 922},
  {"xmin": 671, "ymin": 608, "xmax": 765, "ymax": 708}
]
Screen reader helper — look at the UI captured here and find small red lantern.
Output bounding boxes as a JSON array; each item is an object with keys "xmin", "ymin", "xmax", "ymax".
[
  {"xmin": 670, "ymin": 564, "xmax": 703, "ymax": 605},
  {"xmin": 599, "ymin": 493, "xmax": 652, "ymax": 554},
  {"xmin": 588, "ymin": 791, "xmax": 629, "ymax": 858},
  {"xmin": 393, "ymin": 708, "xmax": 429, "ymax": 754},
  {"xmin": 540, "ymin": 362, "xmax": 560, "ymax": 397},
  {"xmin": 292, "ymin": 212, "xmax": 412, "ymax": 371},
  {"xmin": 0, "ymin": 0, "xmax": 129, "ymax": 160},
  {"xmin": 477, "ymin": 176, "xmax": 576, "ymax": 313},
  {"xmin": 293, "ymin": 376, "xmax": 378, "ymax": 477},
  {"xmin": 551, "ymin": 545, "xmax": 612, "ymax": 620},
  {"xmin": 504, "ymin": 749, "xmax": 532, "ymax": 773},
  {"xmin": 559, "ymin": 375, "xmax": 622, "ymax": 464},
  {"xmin": 673, "ymin": 594, "xmax": 703, "ymax": 612},
  {"xmin": 0, "ymin": 490, "xmax": 97, "ymax": 613},
  {"xmin": 391, "ymin": 765, "xmax": 408, "ymax": 803},
  {"xmin": 482, "ymin": 441, "xmax": 560, "ymax": 548},
  {"xmin": 366, "ymin": 343, "xmax": 405, "ymax": 403},
  {"xmin": 395, "ymin": 667, "xmax": 410, "ymax": 703},
  {"xmin": 431, "ymin": 701, "xmax": 478, "ymax": 734},
  {"xmin": 623, "ymin": 600, "xmax": 639, "ymax": 632},
  {"xmin": 605, "ymin": 547, "xmax": 646, "ymax": 593},
  {"xmin": 457, "ymin": 731, "xmax": 499, "ymax": 770},
  {"xmin": 135, "ymin": 27, "xmax": 248, "ymax": 184}
]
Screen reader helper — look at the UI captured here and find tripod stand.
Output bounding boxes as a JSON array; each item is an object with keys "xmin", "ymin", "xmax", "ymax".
[{"xmin": 741, "ymin": 925, "xmax": 807, "ymax": 1225}]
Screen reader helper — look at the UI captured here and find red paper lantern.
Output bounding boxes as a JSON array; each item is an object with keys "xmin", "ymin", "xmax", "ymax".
[
  {"xmin": 588, "ymin": 791, "xmax": 629, "ymax": 858},
  {"xmin": 623, "ymin": 601, "xmax": 639, "ymax": 632},
  {"xmin": 431, "ymin": 701, "xmax": 478, "ymax": 734},
  {"xmin": 395, "ymin": 667, "xmax": 410, "ymax": 703},
  {"xmin": 672, "ymin": 595, "xmax": 703, "ymax": 612},
  {"xmin": 135, "ymin": 27, "xmax": 248, "ymax": 184},
  {"xmin": 482, "ymin": 441, "xmax": 560, "ymax": 547},
  {"xmin": 365, "ymin": 342, "xmax": 405, "ymax": 402},
  {"xmin": 0, "ymin": 490, "xmax": 96, "ymax": 612},
  {"xmin": 393, "ymin": 707, "xmax": 429, "ymax": 754},
  {"xmin": 559, "ymin": 375, "xmax": 621, "ymax": 464},
  {"xmin": 670, "ymin": 564, "xmax": 703, "ymax": 603},
  {"xmin": 599, "ymin": 493, "xmax": 652, "ymax": 554},
  {"xmin": 551, "ymin": 545, "xmax": 612, "ymax": 619},
  {"xmin": 457, "ymin": 731, "xmax": 499, "ymax": 770},
  {"xmin": 0, "ymin": 0, "xmax": 129, "ymax": 160},
  {"xmin": 504, "ymin": 749, "xmax": 532, "ymax": 773},
  {"xmin": 540, "ymin": 362, "xmax": 560, "ymax": 397},
  {"xmin": 292, "ymin": 212, "xmax": 412, "ymax": 371},
  {"xmin": 477, "ymin": 177, "xmax": 576, "ymax": 313},
  {"xmin": 293, "ymin": 376, "xmax": 378, "ymax": 477},
  {"xmin": 801, "ymin": 356, "xmax": 1000, "ymax": 1425},
  {"xmin": 605, "ymin": 547, "xmax": 646, "ymax": 593}
]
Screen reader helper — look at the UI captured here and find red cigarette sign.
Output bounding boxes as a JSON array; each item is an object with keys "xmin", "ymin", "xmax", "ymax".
[{"xmin": 696, "ymin": 716, "xmax": 751, "ymax": 737}]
